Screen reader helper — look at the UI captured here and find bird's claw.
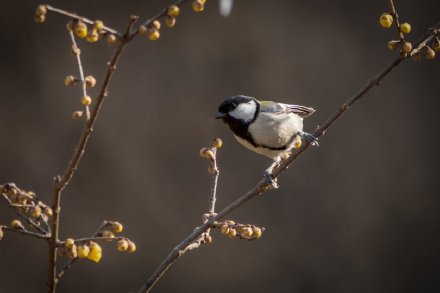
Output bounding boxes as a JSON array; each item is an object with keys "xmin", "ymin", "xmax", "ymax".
[
  {"xmin": 264, "ymin": 172, "xmax": 279, "ymax": 189},
  {"xmin": 298, "ymin": 131, "xmax": 319, "ymax": 146}
]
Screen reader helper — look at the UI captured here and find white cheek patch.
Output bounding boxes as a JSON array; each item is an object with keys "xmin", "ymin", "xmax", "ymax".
[{"xmin": 229, "ymin": 102, "xmax": 256, "ymax": 123}]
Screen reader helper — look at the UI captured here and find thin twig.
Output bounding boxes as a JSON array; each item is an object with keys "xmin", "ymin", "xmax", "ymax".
[
  {"xmin": 138, "ymin": 21, "xmax": 440, "ymax": 293},
  {"xmin": 47, "ymin": 16, "xmax": 138, "ymax": 293},
  {"xmin": 208, "ymin": 148, "xmax": 219, "ymax": 214},
  {"xmin": 2, "ymin": 193, "xmax": 49, "ymax": 235},
  {"xmin": 2, "ymin": 226, "xmax": 50, "ymax": 240},
  {"xmin": 388, "ymin": 0, "xmax": 404, "ymax": 41},
  {"xmin": 68, "ymin": 31, "xmax": 90, "ymax": 119},
  {"xmin": 45, "ymin": 5, "xmax": 122, "ymax": 37}
]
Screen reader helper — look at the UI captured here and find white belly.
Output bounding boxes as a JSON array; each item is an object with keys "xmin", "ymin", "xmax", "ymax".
[{"xmin": 233, "ymin": 112, "xmax": 304, "ymax": 158}]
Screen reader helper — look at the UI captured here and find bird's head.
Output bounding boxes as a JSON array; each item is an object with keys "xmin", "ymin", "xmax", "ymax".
[{"xmin": 214, "ymin": 95, "xmax": 259, "ymax": 124}]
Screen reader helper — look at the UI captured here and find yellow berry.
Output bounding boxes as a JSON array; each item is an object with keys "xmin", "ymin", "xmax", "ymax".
[
  {"xmin": 64, "ymin": 75, "xmax": 77, "ymax": 86},
  {"xmin": 402, "ymin": 42, "xmax": 412, "ymax": 54},
  {"xmin": 387, "ymin": 40, "xmax": 400, "ymax": 50},
  {"xmin": 293, "ymin": 139, "xmax": 302, "ymax": 149},
  {"xmin": 105, "ymin": 34, "xmax": 117, "ymax": 45},
  {"xmin": 252, "ymin": 227, "xmax": 262, "ymax": 239},
  {"xmin": 74, "ymin": 21, "xmax": 88, "ymax": 38},
  {"xmin": 101, "ymin": 230, "xmax": 115, "ymax": 241},
  {"xmin": 35, "ymin": 14, "xmax": 46, "ymax": 24},
  {"xmin": 87, "ymin": 242, "xmax": 102, "ymax": 262},
  {"xmin": 199, "ymin": 147, "xmax": 212, "ymax": 159},
  {"xmin": 425, "ymin": 46, "xmax": 435, "ymax": 60},
  {"xmin": 86, "ymin": 29, "xmax": 99, "ymax": 42},
  {"xmin": 227, "ymin": 228, "xmax": 237, "ymax": 238},
  {"xmin": 81, "ymin": 96, "xmax": 92, "ymax": 106},
  {"xmin": 220, "ymin": 225, "xmax": 229, "ymax": 235},
  {"xmin": 111, "ymin": 222, "xmax": 123, "ymax": 233},
  {"xmin": 151, "ymin": 20, "xmax": 161, "ymax": 30},
  {"xmin": 11, "ymin": 219, "xmax": 24, "ymax": 230},
  {"xmin": 85, "ymin": 75, "xmax": 96, "ymax": 88},
  {"xmin": 65, "ymin": 238, "xmax": 75, "ymax": 249},
  {"xmin": 77, "ymin": 244, "xmax": 90, "ymax": 258},
  {"xmin": 72, "ymin": 111, "xmax": 84, "ymax": 119},
  {"xmin": 192, "ymin": 0, "xmax": 204, "ymax": 12},
  {"xmin": 94, "ymin": 20, "xmax": 104, "ymax": 31},
  {"xmin": 242, "ymin": 227, "xmax": 253, "ymax": 238},
  {"xmin": 212, "ymin": 138, "xmax": 223, "ymax": 148},
  {"xmin": 31, "ymin": 206, "xmax": 42, "ymax": 218},
  {"xmin": 127, "ymin": 241, "xmax": 136, "ymax": 253},
  {"xmin": 165, "ymin": 16, "xmax": 176, "ymax": 28},
  {"xmin": 36, "ymin": 5, "xmax": 47, "ymax": 16},
  {"xmin": 379, "ymin": 13, "xmax": 393, "ymax": 28},
  {"xmin": 167, "ymin": 5, "xmax": 180, "ymax": 17},
  {"xmin": 117, "ymin": 239, "xmax": 128, "ymax": 251},
  {"xmin": 400, "ymin": 22, "xmax": 411, "ymax": 34},
  {"xmin": 148, "ymin": 29, "xmax": 160, "ymax": 41},
  {"xmin": 139, "ymin": 25, "xmax": 148, "ymax": 34},
  {"xmin": 200, "ymin": 148, "xmax": 215, "ymax": 160},
  {"xmin": 0, "ymin": 226, "xmax": 3, "ymax": 240},
  {"xmin": 44, "ymin": 207, "xmax": 53, "ymax": 217}
]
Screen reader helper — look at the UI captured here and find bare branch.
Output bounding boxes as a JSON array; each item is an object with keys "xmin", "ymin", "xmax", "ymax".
[{"xmin": 2, "ymin": 225, "xmax": 50, "ymax": 240}]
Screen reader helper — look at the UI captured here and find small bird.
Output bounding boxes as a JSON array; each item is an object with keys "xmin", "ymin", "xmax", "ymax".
[{"xmin": 214, "ymin": 95, "xmax": 318, "ymax": 188}]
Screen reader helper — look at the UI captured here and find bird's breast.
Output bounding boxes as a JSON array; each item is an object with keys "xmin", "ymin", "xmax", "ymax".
[{"xmin": 249, "ymin": 112, "xmax": 303, "ymax": 149}]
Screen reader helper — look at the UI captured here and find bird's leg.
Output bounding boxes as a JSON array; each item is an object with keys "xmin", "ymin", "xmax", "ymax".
[
  {"xmin": 297, "ymin": 131, "xmax": 319, "ymax": 146},
  {"xmin": 264, "ymin": 156, "xmax": 281, "ymax": 189}
]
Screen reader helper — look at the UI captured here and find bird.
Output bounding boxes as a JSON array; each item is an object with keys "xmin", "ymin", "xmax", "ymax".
[{"xmin": 214, "ymin": 95, "xmax": 318, "ymax": 188}]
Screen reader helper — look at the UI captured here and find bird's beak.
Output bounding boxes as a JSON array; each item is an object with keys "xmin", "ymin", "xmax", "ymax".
[{"xmin": 214, "ymin": 112, "xmax": 227, "ymax": 119}]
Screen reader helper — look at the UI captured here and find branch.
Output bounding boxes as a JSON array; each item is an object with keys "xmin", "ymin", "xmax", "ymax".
[
  {"xmin": 2, "ymin": 225, "xmax": 50, "ymax": 240},
  {"xmin": 138, "ymin": 21, "xmax": 440, "ymax": 293},
  {"xmin": 45, "ymin": 5, "xmax": 122, "ymax": 36},
  {"xmin": 47, "ymin": 16, "xmax": 138, "ymax": 293},
  {"xmin": 68, "ymin": 31, "xmax": 90, "ymax": 119}
]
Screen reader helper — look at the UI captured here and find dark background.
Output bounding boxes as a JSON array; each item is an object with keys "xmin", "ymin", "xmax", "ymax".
[{"xmin": 1, "ymin": 1, "xmax": 440, "ymax": 292}]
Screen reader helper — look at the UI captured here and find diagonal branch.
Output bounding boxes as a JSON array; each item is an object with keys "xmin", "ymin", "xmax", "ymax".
[{"xmin": 138, "ymin": 21, "xmax": 440, "ymax": 293}]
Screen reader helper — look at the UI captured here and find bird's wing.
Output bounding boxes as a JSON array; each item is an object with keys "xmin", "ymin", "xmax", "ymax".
[{"xmin": 261, "ymin": 101, "xmax": 315, "ymax": 117}]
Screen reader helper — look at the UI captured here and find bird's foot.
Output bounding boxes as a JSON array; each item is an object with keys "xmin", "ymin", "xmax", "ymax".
[
  {"xmin": 298, "ymin": 131, "xmax": 319, "ymax": 146},
  {"xmin": 264, "ymin": 156, "xmax": 281, "ymax": 189},
  {"xmin": 264, "ymin": 171, "xmax": 279, "ymax": 189}
]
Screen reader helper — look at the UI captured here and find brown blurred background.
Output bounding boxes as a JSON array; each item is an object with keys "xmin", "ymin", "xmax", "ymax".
[{"xmin": 1, "ymin": 0, "xmax": 440, "ymax": 292}]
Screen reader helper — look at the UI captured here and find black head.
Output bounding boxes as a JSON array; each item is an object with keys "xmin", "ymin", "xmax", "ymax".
[
  {"xmin": 214, "ymin": 95, "xmax": 258, "ymax": 122},
  {"xmin": 214, "ymin": 95, "xmax": 260, "ymax": 147}
]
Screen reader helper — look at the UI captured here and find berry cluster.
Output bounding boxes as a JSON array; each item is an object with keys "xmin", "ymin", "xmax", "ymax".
[
  {"xmin": 216, "ymin": 220, "xmax": 264, "ymax": 240},
  {"xmin": 0, "ymin": 183, "xmax": 52, "ymax": 239},
  {"xmin": 58, "ymin": 221, "xmax": 135, "ymax": 263},
  {"xmin": 380, "ymin": 2, "xmax": 439, "ymax": 60},
  {"xmin": 199, "ymin": 138, "xmax": 222, "ymax": 174}
]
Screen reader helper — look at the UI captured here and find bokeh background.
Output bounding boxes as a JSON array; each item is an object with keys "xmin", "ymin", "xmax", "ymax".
[{"xmin": 1, "ymin": 0, "xmax": 440, "ymax": 292}]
